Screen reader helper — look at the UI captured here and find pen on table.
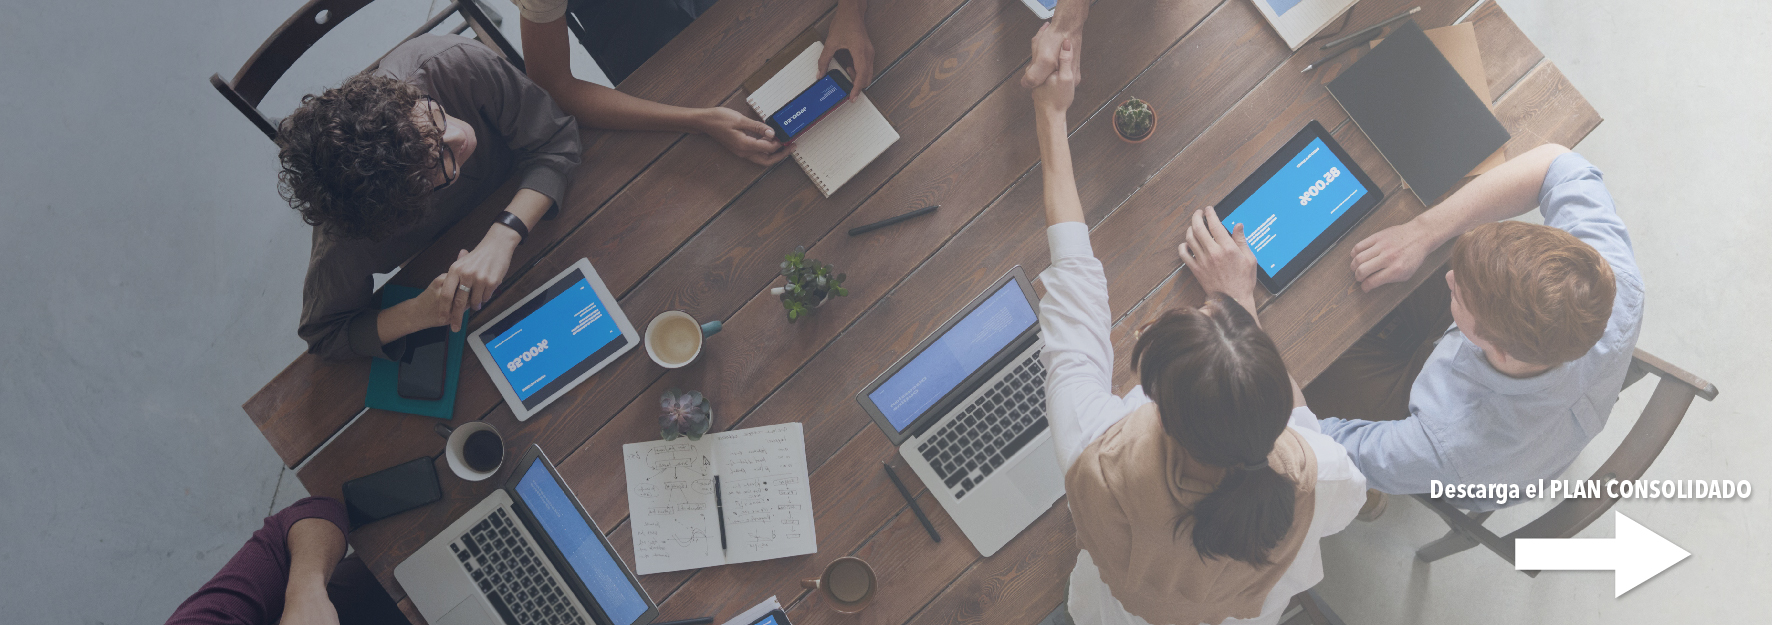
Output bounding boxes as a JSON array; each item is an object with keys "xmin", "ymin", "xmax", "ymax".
[
  {"xmin": 713, "ymin": 476, "xmax": 727, "ymax": 550},
  {"xmin": 653, "ymin": 618, "xmax": 715, "ymax": 625},
  {"xmin": 883, "ymin": 462, "xmax": 942, "ymax": 543},
  {"xmin": 1300, "ymin": 34, "xmax": 1378, "ymax": 73},
  {"xmin": 1318, "ymin": 6, "xmax": 1420, "ymax": 50},
  {"xmin": 848, "ymin": 205, "xmax": 938, "ymax": 236}
]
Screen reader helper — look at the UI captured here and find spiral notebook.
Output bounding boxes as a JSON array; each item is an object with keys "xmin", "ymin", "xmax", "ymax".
[{"xmin": 746, "ymin": 41, "xmax": 898, "ymax": 197}]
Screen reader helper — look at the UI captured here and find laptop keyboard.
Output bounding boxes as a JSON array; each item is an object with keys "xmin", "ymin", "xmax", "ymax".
[
  {"xmin": 916, "ymin": 352, "xmax": 1048, "ymax": 500},
  {"xmin": 450, "ymin": 508, "xmax": 588, "ymax": 625}
]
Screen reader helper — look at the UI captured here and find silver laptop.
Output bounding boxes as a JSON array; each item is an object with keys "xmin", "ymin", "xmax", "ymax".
[
  {"xmin": 395, "ymin": 446, "xmax": 657, "ymax": 625},
  {"xmin": 856, "ymin": 267, "xmax": 1065, "ymax": 556}
]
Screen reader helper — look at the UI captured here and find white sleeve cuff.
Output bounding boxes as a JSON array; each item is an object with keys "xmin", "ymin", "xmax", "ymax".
[
  {"xmin": 1288, "ymin": 405, "xmax": 1322, "ymax": 433},
  {"xmin": 1046, "ymin": 222, "xmax": 1093, "ymax": 263},
  {"xmin": 512, "ymin": 0, "xmax": 568, "ymax": 23}
]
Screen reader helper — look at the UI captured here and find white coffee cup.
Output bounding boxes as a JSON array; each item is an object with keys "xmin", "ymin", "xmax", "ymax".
[
  {"xmin": 435, "ymin": 421, "xmax": 503, "ymax": 481},
  {"xmin": 644, "ymin": 310, "xmax": 722, "ymax": 368}
]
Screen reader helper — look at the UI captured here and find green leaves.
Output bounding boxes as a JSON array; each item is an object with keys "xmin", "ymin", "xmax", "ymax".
[
  {"xmin": 1115, "ymin": 97, "xmax": 1154, "ymax": 139},
  {"xmin": 776, "ymin": 245, "xmax": 851, "ymax": 322}
]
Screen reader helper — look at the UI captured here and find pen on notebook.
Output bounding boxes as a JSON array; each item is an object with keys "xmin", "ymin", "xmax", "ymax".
[
  {"xmin": 714, "ymin": 476, "xmax": 727, "ymax": 550},
  {"xmin": 653, "ymin": 618, "xmax": 715, "ymax": 625},
  {"xmin": 1301, "ymin": 35, "xmax": 1377, "ymax": 73},
  {"xmin": 1319, "ymin": 6, "xmax": 1420, "ymax": 50},
  {"xmin": 883, "ymin": 462, "xmax": 942, "ymax": 543},
  {"xmin": 848, "ymin": 205, "xmax": 938, "ymax": 236}
]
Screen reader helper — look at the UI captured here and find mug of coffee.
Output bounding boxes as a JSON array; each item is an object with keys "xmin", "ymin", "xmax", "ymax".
[
  {"xmin": 435, "ymin": 422, "xmax": 504, "ymax": 481},
  {"xmin": 801, "ymin": 557, "xmax": 876, "ymax": 614},
  {"xmin": 644, "ymin": 310, "xmax": 722, "ymax": 369}
]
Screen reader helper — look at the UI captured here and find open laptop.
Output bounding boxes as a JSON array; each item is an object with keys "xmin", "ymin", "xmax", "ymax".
[
  {"xmin": 855, "ymin": 267, "xmax": 1065, "ymax": 556},
  {"xmin": 396, "ymin": 446, "xmax": 657, "ymax": 625}
]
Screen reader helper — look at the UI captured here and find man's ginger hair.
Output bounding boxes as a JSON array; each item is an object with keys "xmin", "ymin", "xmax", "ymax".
[{"xmin": 1450, "ymin": 221, "xmax": 1615, "ymax": 366}]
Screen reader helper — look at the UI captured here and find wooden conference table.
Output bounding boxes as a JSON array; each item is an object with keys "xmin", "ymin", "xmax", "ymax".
[{"xmin": 244, "ymin": 0, "xmax": 1599, "ymax": 622}]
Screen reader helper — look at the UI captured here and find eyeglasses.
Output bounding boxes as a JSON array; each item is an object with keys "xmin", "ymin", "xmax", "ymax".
[{"xmin": 422, "ymin": 97, "xmax": 458, "ymax": 192}]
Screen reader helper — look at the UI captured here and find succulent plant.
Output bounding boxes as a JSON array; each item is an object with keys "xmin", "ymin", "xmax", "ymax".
[
  {"xmin": 776, "ymin": 245, "xmax": 849, "ymax": 323},
  {"xmin": 659, "ymin": 388, "xmax": 712, "ymax": 441},
  {"xmin": 1114, "ymin": 97, "xmax": 1154, "ymax": 140}
]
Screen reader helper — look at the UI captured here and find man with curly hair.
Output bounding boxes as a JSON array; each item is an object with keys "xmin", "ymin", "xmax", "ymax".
[{"xmin": 280, "ymin": 35, "xmax": 581, "ymax": 361}]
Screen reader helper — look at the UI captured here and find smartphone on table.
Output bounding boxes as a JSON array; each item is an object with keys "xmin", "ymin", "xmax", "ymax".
[
  {"xmin": 766, "ymin": 69, "xmax": 854, "ymax": 142},
  {"xmin": 397, "ymin": 326, "xmax": 449, "ymax": 400},
  {"xmin": 342, "ymin": 457, "xmax": 443, "ymax": 527}
]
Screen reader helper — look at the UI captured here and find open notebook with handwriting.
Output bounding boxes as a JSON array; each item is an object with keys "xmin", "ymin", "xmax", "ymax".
[{"xmin": 622, "ymin": 423, "xmax": 817, "ymax": 575}]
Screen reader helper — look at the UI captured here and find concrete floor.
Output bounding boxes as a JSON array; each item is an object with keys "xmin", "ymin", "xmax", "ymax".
[{"xmin": 0, "ymin": 1, "xmax": 1764, "ymax": 623}]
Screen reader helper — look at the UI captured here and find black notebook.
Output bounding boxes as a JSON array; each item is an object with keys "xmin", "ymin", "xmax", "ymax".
[{"xmin": 1327, "ymin": 20, "xmax": 1510, "ymax": 205}]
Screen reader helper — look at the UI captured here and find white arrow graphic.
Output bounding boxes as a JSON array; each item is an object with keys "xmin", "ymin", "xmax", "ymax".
[{"xmin": 1515, "ymin": 512, "xmax": 1690, "ymax": 597}]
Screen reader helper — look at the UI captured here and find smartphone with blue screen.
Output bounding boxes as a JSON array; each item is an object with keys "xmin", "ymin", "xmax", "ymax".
[{"xmin": 766, "ymin": 69, "xmax": 853, "ymax": 141}]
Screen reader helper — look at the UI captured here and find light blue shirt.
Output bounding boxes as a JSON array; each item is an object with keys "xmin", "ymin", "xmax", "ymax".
[{"xmin": 1318, "ymin": 153, "xmax": 1644, "ymax": 511}]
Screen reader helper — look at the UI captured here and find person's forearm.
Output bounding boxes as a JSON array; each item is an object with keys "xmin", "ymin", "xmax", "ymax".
[
  {"xmin": 836, "ymin": 0, "xmax": 867, "ymax": 20},
  {"xmin": 377, "ymin": 302, "xmax": 423, "ymax": 344},
  {"xmin": 1036, "ymin": 110, "xmax": 1084, "ymax": 226},
  {"xmin": 1053, "ymin": 0, "xmax": 1089, "ymax": 33},
  {"xmin": 520, "ymin": 17, "xmax": 711, "ymax": 134},
  {"xmin": 498, "ymin": 189, "xmax": 554, "ymax": 238},
  {"xmin": 1412, "ymin": 143, "xmax": 1570, "ymax": 246},
  {"xmin": 283, "ymin": 517, "xmax": 345, "ymax": 603}
]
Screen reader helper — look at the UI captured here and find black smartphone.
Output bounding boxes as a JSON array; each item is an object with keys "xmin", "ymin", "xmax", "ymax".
[
  {"xmin": 397, "ymin": 326, "xmax": 449, "ymax": 400},
  {"xmin": 766, "ymin": 69, "xmax": 854, "ymax": 141},
  {"xmin": 342, "ymin": 457, "xmax": 443, "ymax": 527}
]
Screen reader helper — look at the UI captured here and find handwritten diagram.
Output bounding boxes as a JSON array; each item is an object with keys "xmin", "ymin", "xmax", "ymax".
[{"xmin": 622, "ymin": 423, "xmax": 818, "ymax": 575}]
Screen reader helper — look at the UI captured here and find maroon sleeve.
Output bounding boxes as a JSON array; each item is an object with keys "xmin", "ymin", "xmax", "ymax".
[{"xmin": 164, "ymin": 498, "xmax": 350, "ymax": 625}]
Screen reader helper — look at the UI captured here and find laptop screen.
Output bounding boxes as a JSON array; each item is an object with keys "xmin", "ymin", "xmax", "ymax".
[
  {"xmin": 515, "ymin": 458, "xmax": 650, "ymax": 625},
  {"xmin": 867, "ymin": 281, "xmax": 1039, "ymax": 433}
]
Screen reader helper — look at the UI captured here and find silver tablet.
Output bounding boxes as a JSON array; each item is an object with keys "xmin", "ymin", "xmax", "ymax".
[
  {"xmin": 1020, "ymin": 0, "xmax": 1055, "ymax": 20},
  {"xmin": 468, "ymin": 258, "xmax": 639, "ymax": 421}
]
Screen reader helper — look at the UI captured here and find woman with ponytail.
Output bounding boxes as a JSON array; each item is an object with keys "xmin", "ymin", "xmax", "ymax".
[{"xmin": 1028, "ymin": 38, "xmax": 1365, "ymax": 625}]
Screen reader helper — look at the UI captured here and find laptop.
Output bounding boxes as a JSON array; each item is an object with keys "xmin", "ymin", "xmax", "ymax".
[
  {"xmin": 855, "ymin": 267, "xmax": 1065, "ymax": 556},
  {"xmin": 395, "ymin": 446, "xmax": 658, "ymax": 625}
]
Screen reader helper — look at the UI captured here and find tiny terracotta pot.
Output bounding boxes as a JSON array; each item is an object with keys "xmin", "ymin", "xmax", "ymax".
[{"xmin": 1114, "ymin": 106, "xmax": 1157, "ymax": 144}]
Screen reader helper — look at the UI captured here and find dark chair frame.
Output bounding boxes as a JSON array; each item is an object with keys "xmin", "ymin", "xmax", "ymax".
[
  {"xmin": 210, "ymin": 0, "xmax": 522, "ymax": 141},
  {"xmin": 1412, "ymin": 347, "xmax": 1718, "ymax": 573}
]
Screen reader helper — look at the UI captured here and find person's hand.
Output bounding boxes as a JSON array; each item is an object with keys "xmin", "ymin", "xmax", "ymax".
[
  {"xmin": 1031, "ymin": 34, "xmax": 1078, "ymax": 116},
  {"xmin": 280, "ymin": 581, "xmax": 341, "ymax": 625},
  {"xmin": 698, "ymin": 106, "xmax": 789, "ymax": 166},
  {"xmin": 1179, "ymin": 206, "xmax": 1259, "ymax": 309},
  {"xmin": 410, "ymin": 263, "xmax": 473, "ymax": 333},
  {"xmin": 1350, "ymin": 218, "xmax": 1436, "ymax": 292},
  {"xmin": 821, "ymin": 5, "xmax": 875, "ymax": 94},
  {"xmin": 451, "ymin": 229, "xmax": 519, "ymax": 312},
  {"xmin": 1022, "ymin": 22, "xmax": 1081, "ymax": 89}
]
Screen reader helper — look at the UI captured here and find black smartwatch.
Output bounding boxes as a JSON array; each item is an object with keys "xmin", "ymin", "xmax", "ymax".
[{"xmin": 495, "ymin": 211, "xmax": 529, "ymax": 242}]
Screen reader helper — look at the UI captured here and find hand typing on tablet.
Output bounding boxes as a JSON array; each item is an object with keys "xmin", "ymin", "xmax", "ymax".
[{"xmin": 1180, "ymin": 206, "xmax": 1259, "ymax": 312}]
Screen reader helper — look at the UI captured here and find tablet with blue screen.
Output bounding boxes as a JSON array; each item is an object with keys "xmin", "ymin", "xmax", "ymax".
[
  {"xmin": 468, "ymin": 258, "xmax": 639, "ymax": 421},
  {"xmin": 1215, "ymin": 121, "xmax": 1384, "ymax": 294}
]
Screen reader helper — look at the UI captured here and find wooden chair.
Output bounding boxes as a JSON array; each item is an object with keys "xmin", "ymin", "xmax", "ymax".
[
  {"xmin": 1285, "ymin": 588, "xmax": 1349, "ymax": 625},
  {"xmin": 210, "ymin": 0, "xmax": 522, "ymax": 141},
  {"xmin": 1412, "ymin": 347, "xmax": 1718, "ymax": 573}
]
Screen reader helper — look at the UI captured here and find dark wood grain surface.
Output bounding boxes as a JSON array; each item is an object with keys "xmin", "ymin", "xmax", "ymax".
[{"xmin": 247, "ymin": 1, "xmax": 1601, "ymax": 623}]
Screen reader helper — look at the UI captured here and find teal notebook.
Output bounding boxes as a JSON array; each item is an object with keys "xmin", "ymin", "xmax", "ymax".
[{"xmin": 365, "ymin": 285, "xmax": 468, "ymax": 419}]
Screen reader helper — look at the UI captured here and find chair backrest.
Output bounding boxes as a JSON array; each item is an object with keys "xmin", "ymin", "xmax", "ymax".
[
  {"xmin": 1504, "ymin": 348, "xmax": 1718, "ymax": 544},
  {"xmin": 210, "ymin": 0, "xmax": 522, "ymax": 141}
]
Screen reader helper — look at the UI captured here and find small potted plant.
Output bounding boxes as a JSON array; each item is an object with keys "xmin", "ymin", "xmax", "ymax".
[
  {"xmin": 659, "ymin": 388, "xmax": 712, "ymax": 441},
  {"xmin": 771, "ymin": 246, "xmax": 849, "ymax": 323},
  {"xmin": 1113, "ymin": 97, "xmax": 1156, "ymax": 143}
]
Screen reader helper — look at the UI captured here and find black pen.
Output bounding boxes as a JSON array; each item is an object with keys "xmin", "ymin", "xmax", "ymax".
[
  {"xmin": 1300, "ymin": 35, "xmax": 1377, "ymax": 73},
  {"xmin": 883, "ymin": 462, "xmax": 942, "ymax": 543},
  {"xmin": 849, "ymin": 205, "xmax": 938, "ymax": 236},
  {"xmin": 713, "ymin": 476, "xmax": 727, "ymax": 550},
  {"xmin": 1318, "ymin": 6, "xmax": 1420, "ymax": 50},
  {"xmin": 653, "ymin": 618, "xmax": 715, "ymax": 625}
]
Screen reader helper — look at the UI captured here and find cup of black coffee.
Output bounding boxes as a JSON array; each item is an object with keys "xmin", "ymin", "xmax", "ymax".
[{"xmin": 438, "ymin": 422, "xmax": 504, "ymax": 481}]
